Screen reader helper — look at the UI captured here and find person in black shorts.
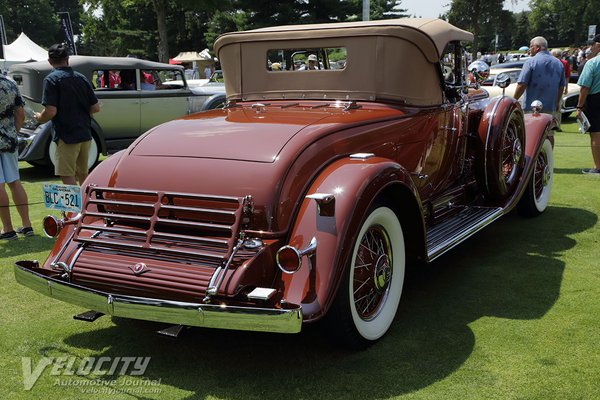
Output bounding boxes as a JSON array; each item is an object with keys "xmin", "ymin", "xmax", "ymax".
[{"xmin": 576, "ymin": 35, "xmax": 600, "ymax": 174}]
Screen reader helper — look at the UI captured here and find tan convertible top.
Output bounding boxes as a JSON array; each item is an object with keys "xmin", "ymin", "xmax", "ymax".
[{"xmin": 214, "ymin": 18, "xmax": 473, "ymax": 105}]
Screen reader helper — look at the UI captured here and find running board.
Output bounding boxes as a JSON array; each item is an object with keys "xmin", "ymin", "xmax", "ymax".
[{"xmin": 426, "ymin": 206, "xmax": 503, "ymax": 261}]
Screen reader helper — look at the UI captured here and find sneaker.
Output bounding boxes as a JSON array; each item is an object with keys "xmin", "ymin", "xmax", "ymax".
[
  {"xmin": 15, "ymin": 226, "xmax": 34, "ymax": 237},
  {"xmin": 582, "ymin": 168, "xmax": 600, "ymax": 175},
  {"xmin": 0, "ymin": 231, "xmax": 18, "ymax": 240}
]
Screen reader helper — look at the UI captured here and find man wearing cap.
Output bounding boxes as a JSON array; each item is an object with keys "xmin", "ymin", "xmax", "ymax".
[
  {"xmin": 514, "ymin": 36, "xmax": 566, "ymax": 117},
  {"xmin": 300, "ymin": 54, "xmax": 320, "ymax": 70},
  {"xmin": 576, "ymin": 34, "xmax": 600, "ymax": 174},
  {"xmin": 34, "ymin": 43, "xmax": 100, "ymax": 185}
]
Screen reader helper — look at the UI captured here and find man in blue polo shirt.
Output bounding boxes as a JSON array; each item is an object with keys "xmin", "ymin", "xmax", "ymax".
[
  {"xmin": 576, "ymin": 35, "xmax": 600, "ymax": 175},
  {"xmin": 34, "ymin": 44, "xmax": 100, "ymax": 185},
  {"xmin": 514, "ymin": 36, "xmax": 566, "ymax": 116}
]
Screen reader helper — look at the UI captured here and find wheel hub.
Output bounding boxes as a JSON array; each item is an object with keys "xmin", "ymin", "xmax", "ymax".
[
  {"xmin": 373, "ymin": 254, "xmax": 392, "ymax": 293},
  {"xmin": 542, "ymin": 164, "xmax": 550, "ymax": 186},
  {"xmin": 513, "ymin": 139, "xmax": 523, "ymax": 165}
]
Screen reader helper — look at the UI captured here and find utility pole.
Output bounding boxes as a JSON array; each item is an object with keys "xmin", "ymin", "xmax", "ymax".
[{"xmin": 363, "ymin": 0, "xmax": 370, "ymax": 21}]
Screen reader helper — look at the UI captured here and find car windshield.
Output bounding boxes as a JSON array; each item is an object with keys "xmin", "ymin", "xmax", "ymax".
[{"xmin": 208, "ymin": 70, "xmax": 223, "ymax": 83}]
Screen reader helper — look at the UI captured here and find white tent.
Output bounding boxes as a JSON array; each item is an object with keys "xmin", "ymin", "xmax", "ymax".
[
  {"xmin": 2, "ymin": 32, "xmax": 47, "ymax": 62},
  {"xmin": 173, "ymin": 48, "xmax": 215, "ymax": 79},
  {"xmin": 172, "ymin": 49, "xmax": 213, "ymax": 63}
]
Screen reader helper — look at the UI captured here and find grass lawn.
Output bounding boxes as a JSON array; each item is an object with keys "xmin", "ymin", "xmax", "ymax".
[{"xmin": 1, "ymin": 118, "xmax": 599, "ymax": 400}]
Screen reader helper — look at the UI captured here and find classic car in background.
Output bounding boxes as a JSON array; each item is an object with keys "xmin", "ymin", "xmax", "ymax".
[
  {"xmin": 178, "ymin": 69, "xmax": 225, "ymax": 88},
  {"xmin": 9, "ymin": 56, "xmax": 226, "ymax": 169},
  {"xmin": 483, "ymin": 63, "xmax": 580, "ymax": 118},
  {"xmin": 491, "ymin": 60, "xmax": 580, "ymax": 83},
  {"xmin": 15, "ymin": 19, "xmax": 555, "ymax": 348}
]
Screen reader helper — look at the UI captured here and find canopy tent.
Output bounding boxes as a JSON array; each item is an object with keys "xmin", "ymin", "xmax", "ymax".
[
  {"xmin": 172, "ymin": 48, "xmax": 215, "ymax": 79},
  {"xmin": 2, "ymin": 32, "xmax": 47, "ymax": 62},
  {"xmin": 172, "ymin": 48, "xmax": 214, "ymax": 62}
]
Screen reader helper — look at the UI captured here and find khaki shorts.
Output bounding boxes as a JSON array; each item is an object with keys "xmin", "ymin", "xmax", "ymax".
[{"xmin": 54, "ymin": 139, "xmax": 91, "ymax": 177}]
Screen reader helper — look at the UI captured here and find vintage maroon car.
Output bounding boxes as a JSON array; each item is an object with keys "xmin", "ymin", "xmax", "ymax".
[{"xmin": 15, "ymin": 19, "xmax": 555, "ymax": 348}]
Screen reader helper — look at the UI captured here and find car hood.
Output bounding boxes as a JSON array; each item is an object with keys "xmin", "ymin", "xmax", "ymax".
[
  {"xmin": 130, "ymin": 107, "xmax": 339, "ymax": 162},
  {"xmin": 189, "ymin": 84, "xmax": 226, "ymax": 95}
]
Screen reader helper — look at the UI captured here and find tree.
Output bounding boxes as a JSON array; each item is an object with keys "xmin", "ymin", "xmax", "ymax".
[
  {"xmin": 447, "ymin": 0, "xmax": 504, "ymax": 55},
  {"xmin": 368, "ymin": 0, "xmax": 409, "ymax": 20},
  {"xmin": 80, "ymin": 0, "xmax": 159, "ymax": 58},
  {"xmin": 528, "ymin": 0, "xmax": 560, "ymax": 45},
  {"xmin": 0, "ymin": 1, "xmax": 59, "ymax": 46},
  {"xmin": 512, "ymin": 11, "xmax": 530, "ymax": 49}
]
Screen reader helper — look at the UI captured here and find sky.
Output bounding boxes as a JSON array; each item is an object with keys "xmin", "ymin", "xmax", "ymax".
[{"xmin": 399, "ymin": 0, "xmax": 530, "ymax": 18}]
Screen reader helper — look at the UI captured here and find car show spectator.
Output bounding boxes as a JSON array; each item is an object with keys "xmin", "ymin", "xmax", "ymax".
[
  {"xmin": 141, "ymin": 71, "xmax": 156, "ymax": 90},
  {"xmin": 33, "ymin": 43, "xmax": 100, "ymax": 186},
  {"xmin": 204, "ymin": 64, "xmax": 212, "ymax": 79},
  {"xmin": 551, "ymin": 48, "xmax": 571, "ymax": 94},
  {"xmin": 0, "ymin": 73, "xmax": 33, "ymax": 240},
  {"xmin": 100, "ymin": 70, "xmax": 120, "ymax": 88},
  {"xmin": 514, "ymin": 36, "xmax": 565, "ymax": 116},
  {"xmin": 576, "ymin": 34, "xmax": 600, "ymax": 175},
  {"xmin": 302, "ymin": 54, "xmax": 320, "ymax": 70}
]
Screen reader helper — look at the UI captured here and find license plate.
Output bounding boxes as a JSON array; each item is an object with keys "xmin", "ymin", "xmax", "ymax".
[{"xmin": 42, "ymin": 184, "xmax": 82, "ymax": 212}]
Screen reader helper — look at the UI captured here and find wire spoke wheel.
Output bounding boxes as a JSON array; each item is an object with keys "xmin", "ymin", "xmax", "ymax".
[
  {"xmin": 518, "ymin": 138, "xmax": 553, "ymax": 217},
  {"xmin": 500, "ymin": 118, "xmax": 523, "ymax": 187},
  {"xmin": 323, "ymin": 206, "xmax": 405, "ymax": 348},
  {"xmin": 352, "ymin": 226, "xmax": 393, "ymax": 321}
]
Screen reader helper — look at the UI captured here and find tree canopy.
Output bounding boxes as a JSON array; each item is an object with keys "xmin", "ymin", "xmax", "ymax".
[{"xmin": 0, "ymin": 0, "xmax": 596, "ymax": 62}]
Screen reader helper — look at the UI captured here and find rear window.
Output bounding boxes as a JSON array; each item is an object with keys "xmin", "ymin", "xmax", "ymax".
[{"xmin": 267, "ymin": 47, "xmax": 347, "ymax": 71}]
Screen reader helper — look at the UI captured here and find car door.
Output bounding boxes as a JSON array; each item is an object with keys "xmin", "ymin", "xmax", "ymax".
[
  {"xmin": 92, "ymin": 69, "xmax": 141, "ymax": 152},
  {"xmin": 139, "ymin": 69, "xmax": 190, "ymax": 134},
  {"xmin": 409, "ymin": 43, "xmax": 464, "ymax": 199}
]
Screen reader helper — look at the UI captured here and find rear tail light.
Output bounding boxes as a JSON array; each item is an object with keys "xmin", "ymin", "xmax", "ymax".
[
  {"xmin": 276, "ymin": 237, "xmax": 317, "ymax": 274},
  {"xmin": 42, "ymin": 213, "xmax": 82, "ymax": 238},
  {"xmin": 42, "ymin": 215, "xmax": 63, "ymax": 238},
  {"xmin": 276, "ymin": 246, "xmax": 302, "ymax": 274}
]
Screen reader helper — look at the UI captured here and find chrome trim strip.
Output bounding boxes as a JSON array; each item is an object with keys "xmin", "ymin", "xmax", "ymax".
[{"xmin": 14, "ymin": 262, "xmax": 302, "ymax": 334}]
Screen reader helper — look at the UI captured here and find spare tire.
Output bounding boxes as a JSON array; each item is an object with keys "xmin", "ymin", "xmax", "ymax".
[{"xmin": 477, "ymin": 96, "xmax": 526, "ymax": 200}]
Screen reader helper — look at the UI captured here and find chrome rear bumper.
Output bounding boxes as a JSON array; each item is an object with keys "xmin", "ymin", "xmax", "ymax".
[{"xmin": 14, "ymin": 261, "xmax": 302, "ymax": 334}]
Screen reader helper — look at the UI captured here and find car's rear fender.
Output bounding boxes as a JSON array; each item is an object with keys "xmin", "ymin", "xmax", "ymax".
[
  {"xmin": 278, "ymin": 156, "xmax": 425, "ymax": 322},
  {"xmin": 91, "ymin": 119, "xmax": 107, "ymax": 155},
  {"xmin": 523, "ymin": 113, "xmax": 555, "ymax": 155},
  {"xmin": 501, "ymin": 112, "xmax": 554, "ymax": 211}
]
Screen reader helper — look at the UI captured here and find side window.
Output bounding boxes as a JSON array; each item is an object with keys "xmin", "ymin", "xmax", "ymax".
[
  {"xmin": 119, "ymin": 70, "xmax": 136, "ymax": 90},
  {"xmin": 92, "ymin": 69, "xmax": 136, "ymax": 90},
  {"xmin": 142, "ymin": 69, "xmax": 184, "ymax": 90},
  {"xmin": 93, "ymin": 70, "xmax": 120, "ymax": 89}
]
